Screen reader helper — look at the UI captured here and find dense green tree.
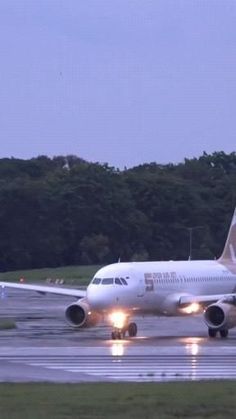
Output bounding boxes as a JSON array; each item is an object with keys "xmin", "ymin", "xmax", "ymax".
[{"xmin": 0, "ymin": 152, "xmax": 235, "ymax": 271}]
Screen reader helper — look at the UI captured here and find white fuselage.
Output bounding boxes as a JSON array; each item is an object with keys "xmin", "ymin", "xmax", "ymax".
[{"xmin": 86, "ymin": 261, "xmax": 236, "ymax": 316}]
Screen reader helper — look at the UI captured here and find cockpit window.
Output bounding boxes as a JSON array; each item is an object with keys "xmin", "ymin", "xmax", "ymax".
[
  {"xmin": 101, "ymin": 278, "xmax": 114, "ymax": 285},
  {"xmin": 115, "ymin": 278, "xmax": 122, "ymax": 285},
  {"xmin": 93, "ymin": 277, "xmax": 128, "ymax": 285},
  {"xmin": 120, "ymin": 278, "xmax": 128, "ymax": 285},
  {"xmin": 92, "ymin": 278, "xmax": 101, "ymax": 284}
]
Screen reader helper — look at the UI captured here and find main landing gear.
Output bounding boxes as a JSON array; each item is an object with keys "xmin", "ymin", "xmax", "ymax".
[
  {"xmin": 111, "ymin": 322, "xmax": 138, "ymax": 340},
  {"xmin": 208, "ymin": 328, "xmax": 229, "ymax": 338}
]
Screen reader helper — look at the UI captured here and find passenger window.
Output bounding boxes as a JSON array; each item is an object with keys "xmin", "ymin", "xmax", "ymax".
[
  {"xmin": 92, "ymin": 278, "xmax": 101, "ymax": 284},
  {"xmin": 120, "ymin": 278, "xmax": 128, "ymax": 285},
  {"xmin": 101, "ymin": 278, "xmax": 113, "ymax": 285},
  {"xmin": 115, "ymin": 278, "xmax": 122, "ymax": 285}
]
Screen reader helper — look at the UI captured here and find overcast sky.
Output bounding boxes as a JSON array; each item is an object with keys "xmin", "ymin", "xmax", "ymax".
[{"xmin": 0, "ymin": 0, "xmax": 235, "ymax": 168}]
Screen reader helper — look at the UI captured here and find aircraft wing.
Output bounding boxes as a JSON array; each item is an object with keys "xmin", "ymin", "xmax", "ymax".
[
  {"xmin": 0, "ymin": 281, "xmax": 86, "ymax": 299},
  {"xmin": 179, "ymin": 293, "xmax": 236, "ymax": 307}
]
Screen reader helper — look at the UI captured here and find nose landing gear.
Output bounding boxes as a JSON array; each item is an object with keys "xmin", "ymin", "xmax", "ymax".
[
  {"xmin": 111, "ymin": 330, "xmax": 123, "ymax": 340},
  {"xmin": 111, "ymin": 322, "xmax": 138, "ymax": 340}
]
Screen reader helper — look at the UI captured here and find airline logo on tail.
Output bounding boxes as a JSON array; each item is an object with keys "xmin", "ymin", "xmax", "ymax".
[
  {"xmin": 229, "ymin": 244, "xmax": 236, "ymax": 263},
  {"xmin": 219, "ymin": 208, "xmax": 236, "ymax": 272}
]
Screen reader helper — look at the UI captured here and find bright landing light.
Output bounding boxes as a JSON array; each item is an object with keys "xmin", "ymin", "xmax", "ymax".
[
  {"xmin": 182, "ymin": 303, "xmax": 201, "ymax": 314},
  {"xmin": 109, "ymin": 311, "xmax": 127, "ymax": 329}
]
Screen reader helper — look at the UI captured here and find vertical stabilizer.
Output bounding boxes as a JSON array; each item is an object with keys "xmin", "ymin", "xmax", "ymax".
[{"xmin": 219, "ymin": 208, "xmax": 236, "ymax": 265}]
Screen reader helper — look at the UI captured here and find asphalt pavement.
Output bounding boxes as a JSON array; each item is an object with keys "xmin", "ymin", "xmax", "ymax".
[{"xmin": 0, "ymin": 289, "xmax": 235, "ymax": 382}]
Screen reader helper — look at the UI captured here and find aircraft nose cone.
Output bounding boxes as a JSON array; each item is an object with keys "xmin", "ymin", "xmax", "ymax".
[
  {"xmin": 87, "ymin": 285, "xmax": 121, "ymax": 310},
  {"xmin": 87, "ymin": 285, "xmax": 108, "ymax": 310}
]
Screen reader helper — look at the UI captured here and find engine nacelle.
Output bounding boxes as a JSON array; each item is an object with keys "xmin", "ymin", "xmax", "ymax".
[
  {"xmin": 204, "ymin": 302, "xmax": 236, "ymax": 330},
  {"xmin": 65, "ymin": 298, "xmax": 100, "ymax": 328}
]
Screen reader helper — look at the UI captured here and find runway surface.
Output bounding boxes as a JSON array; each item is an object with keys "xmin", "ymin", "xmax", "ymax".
[{"xmin": 0, "ymin": 287, "xmax": 236, "ymax": 382}]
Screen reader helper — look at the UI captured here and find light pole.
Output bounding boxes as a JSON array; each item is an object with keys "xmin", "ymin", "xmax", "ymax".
[{"xmin": 186, "ymin": 226, "xmax": 203, "ymax": 260}]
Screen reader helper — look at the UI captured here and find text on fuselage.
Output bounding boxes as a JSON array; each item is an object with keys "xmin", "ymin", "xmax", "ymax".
[{"xmin": 144, "ymin": 272, "xmax": 177, "ymax": 291}]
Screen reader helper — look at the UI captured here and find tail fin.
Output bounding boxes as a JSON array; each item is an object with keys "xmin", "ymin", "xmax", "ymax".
[{"xmin": 219, "ymin": 207, "xmax": 236, "ymax": 264}]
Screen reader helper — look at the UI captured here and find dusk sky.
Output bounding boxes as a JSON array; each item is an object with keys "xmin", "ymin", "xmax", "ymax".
[{"xmin": 0, "ymin": 0, "xmax": 235, "ymax": 168}]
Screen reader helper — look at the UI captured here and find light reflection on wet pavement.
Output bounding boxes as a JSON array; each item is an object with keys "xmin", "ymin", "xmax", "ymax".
[{"xmin": 0, "ymin": 289, "xmax": 236, "ymax": 382}]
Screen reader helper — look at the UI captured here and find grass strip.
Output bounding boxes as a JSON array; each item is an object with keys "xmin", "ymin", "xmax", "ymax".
[
  {"xmin": 0, "ymin": 318, "xmax": 16, "ymax": 330},
  {"xmin": 0, "ymin": 265, "xmax": 102, "ymax": 286},
  {"xmin": 0, "ymin": 381, "xmax": 236, "ymax": 419}
]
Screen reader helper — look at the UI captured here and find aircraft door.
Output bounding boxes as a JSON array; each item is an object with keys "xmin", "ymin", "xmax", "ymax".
[{"xmin": 137, "ymin": 278, "xmax": 145, "ymax": 297}]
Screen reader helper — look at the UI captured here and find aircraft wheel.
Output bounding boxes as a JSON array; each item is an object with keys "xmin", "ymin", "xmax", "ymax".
[
  {"xmin": 121, "ymin": 329, "xmax": 126, "ymax": 339},
  {"xmin": 111, "ymin": 330, "xmax": 122, "ymax": 340},
  {"xmin": 220, "ymin": 329, "xmax": 228, "ymax": 338},
  {"xmin": 208, "ymin": 328, "xmax": 217, "ymax": 338},
  {"xmin": 128, "ymin": 322, "xmax": 137, "ymax": 337}
]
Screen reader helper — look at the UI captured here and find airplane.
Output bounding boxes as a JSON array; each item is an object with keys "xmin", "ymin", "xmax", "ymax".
[{"xmin": 1, "ymin": 208, "xmax": 236, "ymax": 340}]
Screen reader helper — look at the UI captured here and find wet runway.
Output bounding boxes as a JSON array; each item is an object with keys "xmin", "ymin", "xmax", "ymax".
[{"xmin": 0, "ymin": 288, "xmax": 236, "ymax": 382}]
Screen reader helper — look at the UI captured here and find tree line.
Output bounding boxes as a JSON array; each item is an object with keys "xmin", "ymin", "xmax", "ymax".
[{"xmin": 0, "ymin": 152, "xmax": 235, "ymax": 271}]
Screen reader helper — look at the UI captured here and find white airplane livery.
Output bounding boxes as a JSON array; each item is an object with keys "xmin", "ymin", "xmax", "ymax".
[{"xmin": 1, "ymin": 208, "xmax": 236, "ymax": 340}]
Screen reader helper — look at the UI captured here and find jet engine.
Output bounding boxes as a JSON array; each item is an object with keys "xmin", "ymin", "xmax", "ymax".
[
  {"xmin": 204, "ymin": 302, "xmax": 236, "ymax": 330},
  {"xmin": 65, "ymin": 298, "xmax": 100, "ymax": 328}
]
